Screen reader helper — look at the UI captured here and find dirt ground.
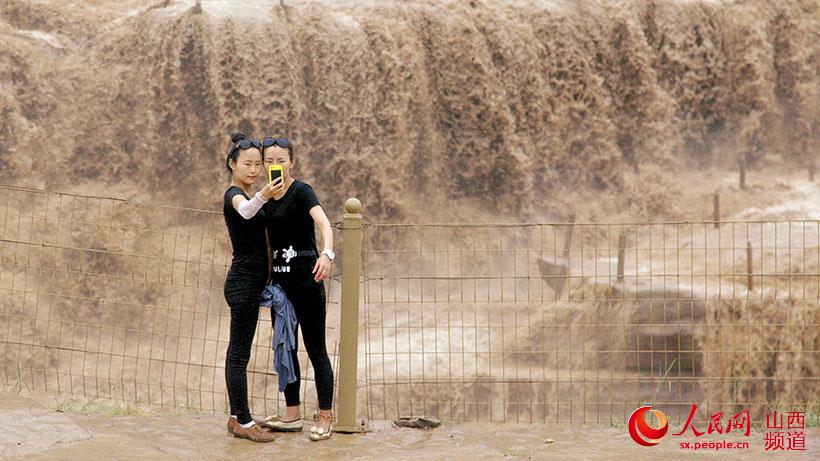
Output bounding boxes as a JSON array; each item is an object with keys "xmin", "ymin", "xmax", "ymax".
[{"xmin": 1, "ymin": 391, "xmax": 817, "ymax": 460}]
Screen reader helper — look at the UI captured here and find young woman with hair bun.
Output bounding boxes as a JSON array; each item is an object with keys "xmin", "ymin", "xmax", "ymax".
[{"xmin": 221, "ymin": 132, "xmax": 283, "ymax": 442}]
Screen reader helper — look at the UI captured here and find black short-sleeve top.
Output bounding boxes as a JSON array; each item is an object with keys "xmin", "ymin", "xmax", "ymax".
[
  {"xmin": 262, "ymin": 180, "xmax": 321, "ymax": 280},
  {"xmin": 223, "ymin": 186, "xmax": 268, "ymax": 278}
]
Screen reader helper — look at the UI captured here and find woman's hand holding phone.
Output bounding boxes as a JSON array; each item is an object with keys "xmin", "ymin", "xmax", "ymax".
[{"xmin": 260, "ymin": 177, "xmax": 284, "ymax": 200}]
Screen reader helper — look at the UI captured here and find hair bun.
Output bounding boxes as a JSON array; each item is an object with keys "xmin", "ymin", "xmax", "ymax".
[{"xmin": 231, "ymin": 132, "xmax": 247, "ymax": 143}]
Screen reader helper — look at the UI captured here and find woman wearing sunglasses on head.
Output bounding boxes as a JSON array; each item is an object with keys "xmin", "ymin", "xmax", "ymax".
[
  {"xmin": 258, "ymin": 136, "xmax": 336, "ymax": 441},
  {"xmin": 221, "ymin": 132, "xmax": 284, "ymax": 442}
]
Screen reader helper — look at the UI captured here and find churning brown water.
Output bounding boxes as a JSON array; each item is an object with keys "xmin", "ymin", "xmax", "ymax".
[
  {"xmin": 0, "ymin": 0, "xmax": 817, "ymax": 221},
  {"xmin": 0, "ymin": 1, "xmax": 818, "ymax": 451}
]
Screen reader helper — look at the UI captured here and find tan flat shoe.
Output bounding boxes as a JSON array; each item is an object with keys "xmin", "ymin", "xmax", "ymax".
[
  {"xmin": 263, "ymin": 415, "xmax": 304, "ymax": 432},
  {"xmin": 233, "ymin": 423, "xmax": 276, "ymax": 443}
]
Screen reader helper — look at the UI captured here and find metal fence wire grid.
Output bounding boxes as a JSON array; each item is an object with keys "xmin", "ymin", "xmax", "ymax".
[{"xmin": 1, "ymin": 185, "xmax": 817, "ymax": 426}]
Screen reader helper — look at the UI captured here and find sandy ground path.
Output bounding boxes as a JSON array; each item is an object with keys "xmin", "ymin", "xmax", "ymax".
[{"xmin": 1, "ymin": 392, "xmax": 817, "ymax": 460}]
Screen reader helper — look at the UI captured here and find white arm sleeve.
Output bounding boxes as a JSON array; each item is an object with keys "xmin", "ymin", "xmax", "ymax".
[{"xmin": 237, "ymin": 191, "xmax": 267, "ymax": 219}]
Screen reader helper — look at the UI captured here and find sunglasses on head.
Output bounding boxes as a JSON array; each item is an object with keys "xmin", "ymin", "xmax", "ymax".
[
  {"xmin": 262, "ymin": 137, "xmax": 291, "ymax": 149},
  {"xmin": 235, "ymin": 138, "xmax": 262, "ymax": 150}
]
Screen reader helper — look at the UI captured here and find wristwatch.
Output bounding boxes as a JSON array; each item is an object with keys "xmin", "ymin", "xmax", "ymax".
[{"xmin": 320, "ymin": 249, "xmax": 335, "ymax": 261}]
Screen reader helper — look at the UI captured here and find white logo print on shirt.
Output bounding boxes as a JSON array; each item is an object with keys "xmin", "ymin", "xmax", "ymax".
[{"xmin": 282, "ymin": 245, "xmax": 297, "ymax": 263}]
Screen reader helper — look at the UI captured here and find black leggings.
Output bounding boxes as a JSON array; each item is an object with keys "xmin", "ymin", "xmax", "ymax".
[
  {"xmin": 278, "ymin": 279, "xmax": 334, "ymax": 411},
  {"xmin": 224, "ymin": 274, "xmax": 265, "ymax": 425}
]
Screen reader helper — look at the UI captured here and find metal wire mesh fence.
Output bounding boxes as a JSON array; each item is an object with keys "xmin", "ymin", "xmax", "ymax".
[
  {"xmin": 2, "ymin": 184, "xmax": 818, "ymax": 426},
  {"xmin": 0, "ymin": 185, "xmax": 339, "ymax": 416},
  {"xmin": 361, "ymin": 221, "xmax": 819, "ymax": 425}
]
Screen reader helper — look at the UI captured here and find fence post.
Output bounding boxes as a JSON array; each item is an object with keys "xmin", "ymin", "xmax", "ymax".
[
  {"xmin": 713, "ymin": 191, "xmax": 720, "ymax": 229},
  {"xmin": 617, "ymin": 233, "xmax": 626, "ymax": 283},
  {"xmin": 563, "ymin": 213, "xmax": 576, "ymax": 260},
  {"xmin": 739, "ymin": 158, "xmax": 746, "ymax": 190},
  {"xmin": 746, "ymin": 241, "xmax": 753, "ymax": 291},
  {"xmin": 335, "ymin": 198, "xmax": 366, "ymax": 433}
]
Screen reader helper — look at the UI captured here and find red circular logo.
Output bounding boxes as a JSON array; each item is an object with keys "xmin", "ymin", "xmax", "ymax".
[{"xmin": 628, "ymin": 406, "xmax": 669, "ymax": 446}]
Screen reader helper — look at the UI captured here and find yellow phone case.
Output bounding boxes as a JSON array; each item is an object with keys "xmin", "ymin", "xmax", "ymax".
[{"xmin": 268, "ymin": 164, "xmax": 284, "ymax": 183}]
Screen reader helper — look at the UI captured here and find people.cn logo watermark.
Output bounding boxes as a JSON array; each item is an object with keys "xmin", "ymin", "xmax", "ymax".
[{"xmin": 628, "ymin": 406, "xmax": 669, "ymax": 446}]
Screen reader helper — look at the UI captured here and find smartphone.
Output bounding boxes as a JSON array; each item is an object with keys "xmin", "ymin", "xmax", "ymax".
[{"xmin": 268, "ymin": 164, "xmax": 283, "ymax": 183}]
